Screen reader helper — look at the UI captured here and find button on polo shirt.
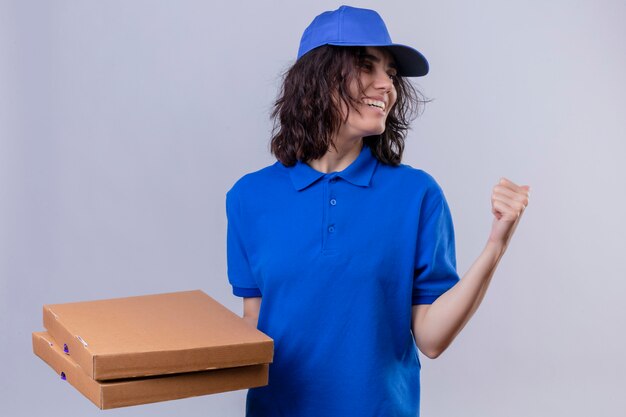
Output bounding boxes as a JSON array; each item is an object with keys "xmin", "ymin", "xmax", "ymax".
[{"xmin": 226, "ymin": 143, "xmax": 460, "ymax": 417}]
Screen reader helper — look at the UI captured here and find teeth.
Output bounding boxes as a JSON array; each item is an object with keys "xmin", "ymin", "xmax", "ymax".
[{"xmin": 362, "ymin": 98, "xmax": 386, "ymax": 111}]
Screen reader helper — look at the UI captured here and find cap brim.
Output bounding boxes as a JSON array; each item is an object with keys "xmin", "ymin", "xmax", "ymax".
[
  {"xmin": 318, "ymin": 42, "xmax": 430, "ymax": 77},
  {"xmin": 386, "ymin": 44, "xmax": 429, "ymax": 77}
]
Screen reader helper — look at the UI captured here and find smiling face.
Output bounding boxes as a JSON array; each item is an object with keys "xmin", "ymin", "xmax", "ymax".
[
  {"xmin": 271, "ymin": 44, "xmax": 421, "ymax": 166},
  {"xmin": 334, "ymin": 46, "xmax": 398, "ymax": 144}
]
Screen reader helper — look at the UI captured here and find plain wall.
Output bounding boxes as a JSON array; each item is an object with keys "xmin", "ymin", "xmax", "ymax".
[{"xmin": 1, "ymin": 0, "xmax": 625, "ymax": 416}]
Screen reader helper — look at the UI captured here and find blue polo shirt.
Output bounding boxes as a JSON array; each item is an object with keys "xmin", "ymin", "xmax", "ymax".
[{"xmin": 226, "ymin": 142, "xmax": 460, "ymax": 417}]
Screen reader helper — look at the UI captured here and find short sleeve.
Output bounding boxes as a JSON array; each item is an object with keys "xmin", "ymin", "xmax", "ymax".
[
  {"xmin": 412, "ymin": 184, "xmax": 460, "ymax": 305},
  {"xmin": 226, "ymin": 188, "xmax": 262, "ymax": 298}
]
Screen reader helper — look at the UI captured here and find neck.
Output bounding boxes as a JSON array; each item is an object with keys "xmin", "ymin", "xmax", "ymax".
[{"xmin": 307, "ymin": 137, "xmax": 364, "ymax": 174}]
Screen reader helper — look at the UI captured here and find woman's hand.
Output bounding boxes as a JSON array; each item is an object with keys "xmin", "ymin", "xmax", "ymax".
[{"xmin": 488, "ymin": 177, "xmax": 530, "ymax": 248}]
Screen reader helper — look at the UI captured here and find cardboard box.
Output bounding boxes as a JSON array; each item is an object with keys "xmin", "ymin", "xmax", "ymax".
[
  {"xmin": 43, "ymin": 290, "xmax": 272, "ymax": 380},
  {"xmin": 33, "ymin": 331, "xmax": 269, "ymax": 409}
]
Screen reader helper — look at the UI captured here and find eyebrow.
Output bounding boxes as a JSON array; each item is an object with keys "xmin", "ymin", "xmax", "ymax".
[{"xmin": 360, "ymin": 53, "xmax": 398, "ymax": 70}]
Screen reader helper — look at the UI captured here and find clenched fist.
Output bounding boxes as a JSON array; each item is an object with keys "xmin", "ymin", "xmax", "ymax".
[{"xmin": 488, "ymin": 177, "xmax": 530, "ymax": 248}]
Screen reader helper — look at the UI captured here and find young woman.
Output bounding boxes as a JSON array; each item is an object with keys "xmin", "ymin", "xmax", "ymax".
[{"xmin": 226, "ymin": 6, "xmax": 530, "ymax": 417}]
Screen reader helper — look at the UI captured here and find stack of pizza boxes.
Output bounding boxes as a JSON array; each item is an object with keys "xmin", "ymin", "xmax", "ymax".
[{"xmin": 32, "ymin": 290, "xmax": 273, "ymax": 409}]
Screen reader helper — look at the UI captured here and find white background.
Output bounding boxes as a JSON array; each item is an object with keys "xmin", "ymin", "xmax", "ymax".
[{"xmin": 1, "ymin": 1, "xmax": 625, "ymax": 416}]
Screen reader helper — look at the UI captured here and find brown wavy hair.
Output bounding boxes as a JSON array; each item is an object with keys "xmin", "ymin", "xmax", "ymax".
[{"xmin": 270, "ymin": 45, "xmax": 428, "ymax": 167}]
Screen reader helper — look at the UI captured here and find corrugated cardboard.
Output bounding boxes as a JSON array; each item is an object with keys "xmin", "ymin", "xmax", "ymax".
[
  {"xmin": 43, "ymin": 290, "xmax": 272, "ymax": 380},
  {"xmin": 33, "ymin": 331, "xmax": 269, "ymax": 409}
]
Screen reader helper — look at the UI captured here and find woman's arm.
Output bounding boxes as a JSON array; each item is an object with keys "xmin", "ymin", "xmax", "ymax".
[
  {"xmin": 411, "ymin": 178, "xmax": 530, "ymax": 359},
  {"xmin": 243, "ymin": 297, "xmax": 262, "ymax": 328}
]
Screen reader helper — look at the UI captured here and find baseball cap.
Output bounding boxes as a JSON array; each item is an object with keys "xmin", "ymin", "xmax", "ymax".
[{"xmin": 296, "ymin": 5, "xmax": 429, "ymax": 77}]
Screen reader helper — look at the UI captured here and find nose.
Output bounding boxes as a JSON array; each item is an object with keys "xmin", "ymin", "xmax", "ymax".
[{"xmin": 373, "ymin": 69, "xmax": 394, "ymax": 93}]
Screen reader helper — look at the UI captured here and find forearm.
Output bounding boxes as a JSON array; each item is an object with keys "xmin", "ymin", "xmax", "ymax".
[
  {"xmin": 414, "ymin": 240, "xmax": 506, "ymax": 357},
  {"xmin": 243, "ymin": 316, "xmax": 259, "ymax": 328},
  {"xmin": 242, "ymin": 297, "xmax": 261, "ymax": 329}
]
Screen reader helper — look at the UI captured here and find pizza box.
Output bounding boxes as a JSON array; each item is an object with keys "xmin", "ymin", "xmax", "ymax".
[
  {"xmin": 33, "ymin": 331, "xmax": 269, "ymax": 409},
  {"xmin": 42, "ymin": 290, "xmax": 272, "ymax": 380}
]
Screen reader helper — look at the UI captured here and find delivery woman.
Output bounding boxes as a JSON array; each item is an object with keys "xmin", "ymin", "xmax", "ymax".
[{"xmin": 225, "ymin": 5, "xmax": 530, "ymax": 417}]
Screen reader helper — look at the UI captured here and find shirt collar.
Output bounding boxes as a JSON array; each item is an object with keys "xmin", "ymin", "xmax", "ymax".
[{"xmin": 289, "ymin": 143, "xmax": 379, "ymax": 191}]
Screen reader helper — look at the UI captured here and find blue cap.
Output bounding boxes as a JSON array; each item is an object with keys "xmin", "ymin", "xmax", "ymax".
[{"xmin": 297, "ymin": 5, "xmax": 429, "ymax": 77}]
